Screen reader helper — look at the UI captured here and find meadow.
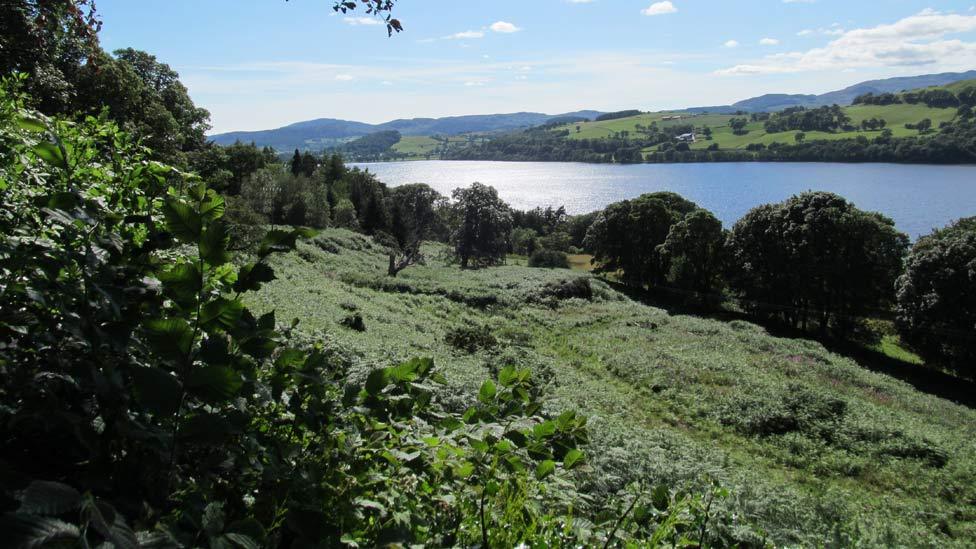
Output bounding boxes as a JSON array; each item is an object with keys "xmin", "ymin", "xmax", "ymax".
[
  {"xmin": 555, "ymin": 104, "xmax": 958, "ymax": 151},
  {"xmin": 247, "ymin": 228, "xmax": 976, "ymax": 547}
]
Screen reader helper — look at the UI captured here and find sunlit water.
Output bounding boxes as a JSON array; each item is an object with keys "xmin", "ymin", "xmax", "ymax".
[{"xmin": 352, "ymin": 160, "xmax": 976, "ymax": 238}]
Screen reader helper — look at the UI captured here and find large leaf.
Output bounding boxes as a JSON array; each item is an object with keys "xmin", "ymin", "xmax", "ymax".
[
  {"xmin": 17, "ymin": 481, "xmax": 81, "ymax": 516},
  {"xmin": 144, "ymin": 318, "xmax": 194, "ymax": 359},
  {"xmin": 186, "ymin": 365, "xmax": 243, "ymax": 403},
  {"xmin": 199, "ymin": 193, "xmax": 226, "ymax": 222},
  {"xmin": 129, "ymin": 367, "xmax": 182, "ymax": 416},
  {"xmin": 33, "ymin": 142, "xmax": 67, "ymax": 170},
  {"xmin": 200, "ymin": 298, "xmax": 244, "ymax": 330},
  {"xmin": 16, "ymin": 115, "xmax": 46, "ymax": 133},
  {"xmin": 535, "ymin": 459, "xmax": 556, "ymax": 480},
  {"xmin": 233, "ymin": 262, "xmax": 275, "ymax": 294},
  {"xmin": 563, "ymin": 449, "xmax": 585, "ymax": 470},
  {"xmin": 0, "ymin": 514, "xmax": 80, "ymax": 548},
  {"xmin": 158, "ymin": 263, "xmax": 202, "ymax": 305},
  {"xmin": 200, "ymin": 220, "xmax": 230, "ymax": 265},
  {"xmin": 162, "ymin": 199, "xmax": 202, "ymax": 242},
  {"xmin": 478, "ymin": 379, "xmax": 497, "ymax": 404}
]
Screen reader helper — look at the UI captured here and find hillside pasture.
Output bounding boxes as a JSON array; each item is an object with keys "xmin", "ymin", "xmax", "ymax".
[{"xmin": 247, "ymin": 229, "xmax": 976, "ymax": 547}]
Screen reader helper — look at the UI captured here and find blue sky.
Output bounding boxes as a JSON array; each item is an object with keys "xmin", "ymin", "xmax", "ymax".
[{"xmin": 96, "ymin": 1, "xmax": 976, "ymax": 133}]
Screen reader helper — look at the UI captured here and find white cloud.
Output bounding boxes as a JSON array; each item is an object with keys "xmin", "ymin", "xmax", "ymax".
[
  {"xmin": 464, "ymin": 81, "xmax": 487, "ymax": 87},
  {"xmin": 642, "ymin": 2, "xmax": 678, "ymax": 16},
  {"xmin": 446, "ymin": 30, "xmax": 485, "ymax": 40},
  {"xmin": 724, "ymin": 40, "xmax": 740, "ymax": 48},
  {"xmin": 760, "ymin": 37, "xmax": 780, "ymax": 46},
  {"xmin": 343, "ymin": 16, "xmax": 381, "ymax": 26},
  {"xmin": 490, "ymin": 21, "xmax": 521, "ymax": 33},
  {"xmin": 335, "ymin": 74, "xmax": 354, "ymax": 81},
  {"xmin": 719, "ymin": 9, "xmax": 976, "ymax": 75}
]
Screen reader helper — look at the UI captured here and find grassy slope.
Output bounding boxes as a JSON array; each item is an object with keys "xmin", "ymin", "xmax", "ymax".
[
  {"xmin": 556, "ymin": 104, "xmax": 957, "ymax": 151},
  {"xmin": 248, "ymin": 229, "xmax": 976, "ymax": 546},
  {"xmin": 391, "ymin": 135, "xmax": 481, "ymax": 158}
]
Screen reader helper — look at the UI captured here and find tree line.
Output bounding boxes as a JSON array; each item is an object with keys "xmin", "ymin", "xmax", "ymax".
[{"xmin": 578, "ymin": 191, "xmax": 975, "ymax": 377}]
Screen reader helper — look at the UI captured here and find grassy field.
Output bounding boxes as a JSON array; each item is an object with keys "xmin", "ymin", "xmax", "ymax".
[
  {"xmin": 247, "ymin": 229, "xmax": 976, "ymax": 547},
  {"xmin": 555, "ymin": 104, "xmax": 957, "ymax": 151},
  {"xmin": 391, "ymin": 135, "xmax": 483, "ymax": 158}
]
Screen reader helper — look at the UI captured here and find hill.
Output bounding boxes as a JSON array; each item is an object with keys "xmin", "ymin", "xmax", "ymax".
[
  {"xmin": 210, "ymin": 111, "xmax": 605, "ymax": 151},
  {"xmin": 676, "ymin": 70, "xmax": 976, "ymax": 114},
  {"xmin": 247, "ymin": 228, "xmax": 976, "ymax": 547}
]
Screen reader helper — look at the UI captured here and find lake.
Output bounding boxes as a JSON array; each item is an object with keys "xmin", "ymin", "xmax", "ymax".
[{"xmin": 352, "ymin": 161, "xmax": 976, "ymax": 239}]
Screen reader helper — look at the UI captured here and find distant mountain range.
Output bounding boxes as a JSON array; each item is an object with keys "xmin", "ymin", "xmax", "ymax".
[
  {"xmin": 209, "ymin": 71, "xmax": 976, "ymax": 151},
  {"xmin": 210, "ymin": 111, "xmax": 604, "ymax": 150}
]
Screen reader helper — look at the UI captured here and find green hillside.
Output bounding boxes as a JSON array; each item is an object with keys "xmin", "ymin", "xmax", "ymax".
[
  {"xmin": 247, "ymin": 228, "xmax": 976, "ymax": 547},
  {"xmin": 554, "ymin": 104, "xmax": 958, "ymax": 151}
]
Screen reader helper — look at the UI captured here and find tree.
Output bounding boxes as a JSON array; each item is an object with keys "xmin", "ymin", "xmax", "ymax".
[
  {"xmin": 451, "ymin": 183, "xmax": 513, "ymax": 268},
  {"xmin": 290, "ymin": 148, "xmax": 303, "ymax": 176},
  {"xmin": 657, "ymin": 209, "xmax": 727, "ymax": 306},
  {"xmin": 795, "ymin": 132, "xmax": 806, "ymax": 143},
  {"xmin": 729, "ymin": 118, "xmax": 749, "ymax": 135},
  {"xmin": 584, "ymin": 192, "xmax": 699, "ymax": 287},
  {"xmin": 385, "ymin": 183, "xmax": 446, "ymax": 276},
  {"xmin": 896, "ymin": 217, "xmax": 976, "ymax": 374},
  {"xmin": 726, "ymin": 192, "xmax": 909, "ymax": 336},
  {"xmin": 0, "ymin": 0, "xmax": 100, "ymax": 114}
]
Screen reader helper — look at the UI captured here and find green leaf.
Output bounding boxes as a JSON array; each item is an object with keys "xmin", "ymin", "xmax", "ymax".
[
  {"xmin": 18, "ymin": 481, "xmax": 81, "ymax": 515},
  {"xmin": 144, "ymin": 318, "xmax": 194, "ymax": 359},
  {"xmin": 0, "ymin": 514, "xmax": 80, "ymax": 548},
  {"xmin": 478, "ymin": 379, "xmax": 496, "ymax": 403},
  {"xmin": 158, "ymin": 263, "xmax": 202, "ymax": 305},
  {"xmin": 563, "ymin": 449, "xmax": 585, "ymax": 470},
  {"xmin": 129, "ymin": 367, "xmax": 182, "ymax": 416},
  {"xmin": 498, "ymin": 365, "xmax": 518, "ymax": 387},
  {"xmin": 365, "ymin": 368, "xmax": 389, "ymax": 395},
  {"xmin": 533, "ymin": 421, "xmax": 557, "ymax": 438},
  {"xmin": 200, "ymin": 298, "xmax": 244, "ymax": 330},
  {"xmin": 162, "ymin": 199, "xmax": 202, "ymax": 242},
  {"xmin": 186, "ymin": 365, "xmax": 243, "ymax": 403},
  {"xmin": 33, "ymin": 142, "xmax": 67, "ymax": 170},
  {"xmin": 17, "ymin": 115, "xmax": 46, "ymax": 133},
  {"xmin": 200, "ymin": 220, "xmax": 230, "ymax": 265},
  {"xmin": 652, "ymin": 485, "xmax": 670, "ymax": 511},
  {"xmin": 200, "ymin": 193, "xmax": 226, "ymax": 222},
  {"xmin": 223, "ymin": 533, "xmax": 260, "ymax": 549},
  {"xmin": 535, "ymin": 459, "xmax": 556, "ymax": 480},
  {"xmin": 233, "ymin": 262, "xmax": 275, "ymax": 293}
]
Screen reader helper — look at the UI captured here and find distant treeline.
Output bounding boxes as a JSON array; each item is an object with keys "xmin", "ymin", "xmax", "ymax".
[{"xmin": 595, "ymin": 109, "xmax": 644, "ymax": 122}]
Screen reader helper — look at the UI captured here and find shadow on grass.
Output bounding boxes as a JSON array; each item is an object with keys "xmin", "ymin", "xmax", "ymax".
[{"xmin": 603, "ymin": 278, "xmax": 976, "ymax": 409}]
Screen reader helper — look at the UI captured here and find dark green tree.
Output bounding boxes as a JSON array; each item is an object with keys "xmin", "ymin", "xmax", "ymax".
[
  {"xmin": 451, "ymin": 183, "xmax": 513, "ymax": 269},
  {"xmin": 290, "ymin": 148, "xmax": 303, "ymax": 176},
  {"xmin": 726, "ymin": 192, "xmax": 909, "ymax": 336},
  {"xmin": 584, "ymin": 192, "xmax": 699, "ymax": 286},
  {"xmin": 896, "ymin": 217, "xmax": 976, "ymax": 374},
  {"xmin": 657, "ymin": 209, "xmax": 727, "ymax": 305}
]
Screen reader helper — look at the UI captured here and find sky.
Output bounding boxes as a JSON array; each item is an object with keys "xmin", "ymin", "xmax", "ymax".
[{"xmin": 95, "ymin": 0, "xmax": 976, "ymax": 134}]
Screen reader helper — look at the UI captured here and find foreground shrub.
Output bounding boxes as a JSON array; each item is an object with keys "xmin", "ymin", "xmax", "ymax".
[
  {"xmin": 528, "ymin": 249, "xmax": 569, "ymax": 269},
  {"xmin": 896, "ymin": 217, "xmax": 976, "ymax": 375},
  {"xmin": 445, "ymin": 324, "xmax": 498, "ymax": 353}
]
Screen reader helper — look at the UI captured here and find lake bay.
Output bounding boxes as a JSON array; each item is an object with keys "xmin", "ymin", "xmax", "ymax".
[{"xmin": 353, "ymin": 161, "xmax": 976, "ymax": 238}]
